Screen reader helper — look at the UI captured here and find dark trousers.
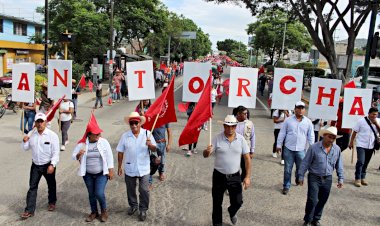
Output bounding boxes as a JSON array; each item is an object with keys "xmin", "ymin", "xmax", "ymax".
[
  {"xmin": 273, "ymin": 129, "xmax": 284, "ymax": 159},
  {"xmin": 240, "ymin": 156, "xmax": 247, "ymax": 182},
  {"xmin": 125, "ymin": 174, "xmax": 150, "ymax": 211},
  {"xmin": 304, "ymin": 174, "xmax": 332, "ymax": 222},
  {"xmin": 336, "ymin": 132, "xmax": 350, "ymax": 152},
  {"xmin": 355, "ymin": 147, "xmax": 374, "ymax": 180},
  {"xmin": 25, "ymin": 162, "xmax": 57, "ymax": 213},
  {"xmin": 212, "ymin": 169, "xmax": 243, "ymax": 226}
]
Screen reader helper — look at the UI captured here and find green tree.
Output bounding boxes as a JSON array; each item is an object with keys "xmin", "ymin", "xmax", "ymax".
[
  {"xmin": 37, "ymin": 0, "xmax": 110, "ymax": 65},
  {"xmin": 217, "ymin": 39, "xmax": 248, "ymax": 64},
  {"xmin": 246, "ymin": 9, "xmax": 312, "ymax": 65}
]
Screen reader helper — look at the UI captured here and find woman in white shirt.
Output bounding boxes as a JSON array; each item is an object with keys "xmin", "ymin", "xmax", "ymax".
[
  {"xmin": 72, "ymin": 123, "xmax": 114, "ymax": 222},
  {"xmin": 59, "ymin": 99, "xmax": 74, "ymax": 151},
  {"xmin": 213, "ymin": 74, "xmax": 224, "ymax": 104},
  {"xmin": 272, "ymin": 109, "xmax": 291, "ymax": 164}
]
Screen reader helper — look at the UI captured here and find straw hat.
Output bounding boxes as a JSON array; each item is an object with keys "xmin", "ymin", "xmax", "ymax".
[
  {"xmin": 319, "ymin": 126, "xmax": 342, "ymax": 138},
  {"xmin": 124, "ymin": 112, "xmax": 146, "ymax": 125},
  {"xmin": 223, "ymin": 115, "xmax": 238, "ymax": 126},
  {"xmin": 72, "ymin": 79, "xmax": 76, "ymax": 83}
]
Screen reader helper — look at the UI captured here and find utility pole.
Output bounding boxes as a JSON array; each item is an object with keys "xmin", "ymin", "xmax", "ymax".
[
  {"xmin": 280, "ymin": 23, "xmax": 287, "ymax": 60},
  {"xmin": 167, "ymin": 36, "xmax": 171, "ymax": 66},
  {"xmin": 64, "ymin": 29, "xmax": 68, "ymax": 60},
  {"xmin": 362, "ymin": 0, "xmax": 378, "ymax": 88},
  {"xmin": 44, "ymin": 0, "xmax": 48, "ymax": 69},
  {"xmin": 108, "ymin": 0, "xmax": 114, "ymax": 87}
]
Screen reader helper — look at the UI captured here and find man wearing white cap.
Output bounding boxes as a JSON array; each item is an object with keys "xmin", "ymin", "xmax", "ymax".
[
  {"xmin": 298, "ymin": 126, "xmax": 344, "ymax": 226},
  {"xmin": 20, "ymin": 112, "xmax": 60, "ymax": 220},
  {"xmin": 117, "ymin": 112, "xmax": 157, "ymax": 222},
  {"xmin": 276, "ymin": 101, "xmax": 314, "ymax": 195},
  {"xmin": 204, "ymin": 115, "xmax": 251, "ymax": 226}
]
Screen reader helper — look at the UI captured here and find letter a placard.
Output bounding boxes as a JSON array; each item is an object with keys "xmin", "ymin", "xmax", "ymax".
[
  {"xmin": 12, "ymin": 63, "xmax": 35, "ymax": 103},
  {"xmin": 182, "ymin": 62, "xmax": 212, "ymax": 102},
  {"xmin": 127, "ymin": 60, "xmax": 155, "ymax": 101},
  {"xmin": 271, "ymin": 68, "xmax": 303, "ymax": 110},
  {"xmin": 48, "ymin": 60, "xmax": 72, "ymax": 99},
  {"xmin": 308, "ymin": 77, "xmax": 341, "ymax": 120},
  {"xmin": 228, "ymin": 67, "xmax": 258, "ymax": 108},
  {"xmin": 342, "ymin": 88, "xmax": 372, "ymax": 128}
]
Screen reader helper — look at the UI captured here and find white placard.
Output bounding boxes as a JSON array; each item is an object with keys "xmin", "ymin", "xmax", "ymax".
[
  {"xmin": 182, "ymin": 62, "xmax": 212, "ymax": 102},
  {"xmin": 127, "ymin": 60, "xmax": 155, "ymax": 101},
  {"xmin": 342, "ymin": 88, "xmax": 372, "ymax": 129},
  {"xmin": 308, "ymin": 77, "xmax": 342, "ymax": 120},
  {"xmin": 12, "ymin": 63, "xmax": 35, "ymax": 103},
  {"xmin": 48, "ymin": 60, "xmax": 72, "ymax": 99},
  {"xmin": 271, "ymin": 68, "xmax": 304, "ymax": 110},
  {"xmin": 228, "ymin": 67, "xmax": 258, "ymax": 108}
]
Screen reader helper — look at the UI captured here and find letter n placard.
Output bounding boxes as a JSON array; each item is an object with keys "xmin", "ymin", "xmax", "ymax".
[
  {"xmin": 342, "ymin": 88, "xmax": 372, "ymax": 129},
  {"xmin": 308, "ymin": 77, "xmax": 342, "ymax": 120},
  {"xmin": 271, "ymin": 68, "xmax": 304, "ymax": 110},
  {"xmin": 127, "ymin": 60, "xmax": 155, "ymax": 101},
  {"xmin": 48, "ymin": 60, "xmax": 72, "ymax": 99},
  {"xmin": 228, "ymin": 67, "xmax": 258, "ymax": 108}
]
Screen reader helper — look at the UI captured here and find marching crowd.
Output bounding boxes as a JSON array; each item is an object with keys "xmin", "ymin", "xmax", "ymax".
[{"xmin": 16, "ymin": 64, "xmax": 379, "ymax": 226}]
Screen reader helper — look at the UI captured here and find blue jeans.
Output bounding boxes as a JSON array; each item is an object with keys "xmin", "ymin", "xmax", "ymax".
[
  {"xmin": 21, "ymin": 110, "xmax": 36, "ymax": 134},
  {"xmin": 83, "ymin": 173, "xmax": 108, "ymax": 213},
  {"xmin": 355, "ymin": 147, "xmax": 374, "ymax": 180},
  {"xmin": 149, "ymin": 142, "xmax": 166, "ymax": 184},
  {"xmin": 94, "ymin": 96, "xmax": 103, "ymax": 107},
  {"xmin": 71, "ymin": 99, "xmax": 78, "ymax": 119},
  {"xmin": 304, "ymin": 174, "xmax": 332, "ymax": 222},
  {"xmin": 283, "ymin": 147, "xmax": 305, "ymax": 189}
]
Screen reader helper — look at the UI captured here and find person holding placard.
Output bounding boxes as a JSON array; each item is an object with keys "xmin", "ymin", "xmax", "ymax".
[
  {"xmin": 21, "ymin": 102, "xmax": 37, "ymax": 134},
  {"xmin": 276, "ymin": 101, "xmax": 314, "ymax": 195},
  {"xmin": 272, "ymin": 109, "xmax": 292, "ymax": 165},
  {"xmin": 349, "ymin": 107, "xmax": 380, "ymax": 187},
  {"xmin": 39, "ymin": 83, "xmax": 54, "ymax": 113},
  {"xmin": 59, "ymin": 99, "xmax": 74, "ymax": 151}
]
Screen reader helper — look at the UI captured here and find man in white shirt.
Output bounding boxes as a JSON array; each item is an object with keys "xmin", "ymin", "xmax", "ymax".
[
  {"xmin": 20, "ymin": 112, "xmax": 60, "ymax": 220},
  {"xmin": 349, "ymin": 107, "xmax": 380, "ymax": 187},
  {"xmin": 117, "ymin": 112, "xmax": 157, "ymax": 222},
  {"xmin": 276, "ymin": 101, "xmax": 314, "ymax": 195}
]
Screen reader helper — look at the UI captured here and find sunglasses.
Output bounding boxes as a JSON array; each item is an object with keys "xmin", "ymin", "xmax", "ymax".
[{"xmin": 129, "ymin": 121, "xmax": 139, "ymax": 126}]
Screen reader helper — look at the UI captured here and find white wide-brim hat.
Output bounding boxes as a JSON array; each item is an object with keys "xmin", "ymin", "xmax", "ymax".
[
  {"xmin": 124, "ymin": 112, "xmax": 146, "ymax": 125},
  {"xmin": 319, "ymin": 126, "xmax": 342, "ymax": 138},
  {"xmin": 223, "ymin": 115, "xmax": 238, "ymax": 126}
]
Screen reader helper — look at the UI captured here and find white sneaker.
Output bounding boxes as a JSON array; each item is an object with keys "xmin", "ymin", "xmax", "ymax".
[
  {"xmin": 60, "ymin": 145, "xmax": 65, "ymax": 151},
  {"xmin": 281, "ymin": 160, "xmax": 285, "ymax": 165},
  {"xmin": 272, "ymin": 153, "xmax": 278, "ymax": 158},
  {"xmin": 192, "ymin": 149, "xmax": 198, "ymax": 154},
  {"xmin": 186, "ymin": 150, "xmax": 192, "ymax": 156},
  {"xmin": 65, "ymin": 140, "xmax": 69, "ymax": 145}
]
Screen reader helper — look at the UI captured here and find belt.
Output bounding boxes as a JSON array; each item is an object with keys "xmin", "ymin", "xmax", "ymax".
[
  {"xmin": 215, "ymin": 169, "xmax": 239, "ymax": 178},
  {"xmin": 310, "ymin": 173, "xmax": 331, "ymax": 180},
  {"xmin": 156, "ymin": 138, "xmax": 166, "ymax": 143}
]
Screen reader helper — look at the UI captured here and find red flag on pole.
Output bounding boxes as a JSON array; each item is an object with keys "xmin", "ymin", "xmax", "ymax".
[
  {"xmin": 77, "ymin": 112, "xmax": 103, "ymax": 144},
  {"xmin": 45, "ymin": 95, "xmax": 65, "ymax": 122},
  {"xmin": 88, "ymin": 80, "xmax": 94, "ymax": 92},
  {"xmin": 144, "ymin": 77, "xmax": 177, "ymax": 130},
  {"xmin": 178, "ymin": 75, "xmax": 212, "ymax": 146},
  {"xmin": 79, "ymin": 74, "xmax": 86, "ymax": 88},
  {"xmin": 344, "ymin": 80, "xmax": 356, "ymax": 89}
]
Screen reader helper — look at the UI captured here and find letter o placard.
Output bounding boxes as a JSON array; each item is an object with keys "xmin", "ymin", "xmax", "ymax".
[{"xmin": 189, "ymin": 76, "xmax": 205, "ymax": 94}]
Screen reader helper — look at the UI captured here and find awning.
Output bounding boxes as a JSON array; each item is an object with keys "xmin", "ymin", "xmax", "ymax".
[{"xmin": 0, "ymin": 49, "xmax": 7, "ymax": 54}]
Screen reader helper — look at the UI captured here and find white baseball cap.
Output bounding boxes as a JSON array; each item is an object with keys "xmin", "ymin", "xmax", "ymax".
[
  {"xmin": 34, "ymin": 112, "xmax": 47, "ymax": 122},
  {"xmin": 295, "ymin": 101, "xmax": 306, "ymax": 107}
]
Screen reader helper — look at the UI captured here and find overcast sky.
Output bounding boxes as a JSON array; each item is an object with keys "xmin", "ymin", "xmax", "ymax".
[{"xmin": 2, "ymin": 0, "xmax": 378, "ymax": 50}]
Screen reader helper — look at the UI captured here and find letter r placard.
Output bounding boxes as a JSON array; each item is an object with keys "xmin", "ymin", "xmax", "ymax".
[
  {"xmin": 228, "ymin": 67, "xmax": 258, "ymax": 108},
  {"xmin": 308, "ymin": 77, "xmax": 341, "ymax": 121}
]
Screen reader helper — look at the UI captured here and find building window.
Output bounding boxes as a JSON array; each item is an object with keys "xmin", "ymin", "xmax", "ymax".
[
  {"xmin": 13, "ymin": 22, "xmax": 27, "ymax": 36},
  {"xmin": 0, "ymin": 19, "xmax": 3, "ymax": 33},
  {"xmin": 35, "ymin": 26, "xmax": 42, "ymax": 36}
]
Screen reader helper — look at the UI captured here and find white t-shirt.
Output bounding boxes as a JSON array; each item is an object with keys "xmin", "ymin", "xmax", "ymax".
[
  {"xmin": 211, "ymin": 89, "xmax": 217, "ymax": 103},
  {"xmin": 273, "ymin": 110, "xmax": 292, "ymax": 129},
  {"xmin": 59, "ymin": 101, "xmax": 74, "ymax": 121}
]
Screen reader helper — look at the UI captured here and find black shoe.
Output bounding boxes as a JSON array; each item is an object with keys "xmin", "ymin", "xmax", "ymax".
[
  {"xmin": 296, "ymin": 178, "xmax": 301, "ymax": 185},
  {"xmin": 282, "ymin": 188, "xmax": 289, "ymax": 195},
  {"xmin": 312, "ymin": 220, "xmax": 321, "ymax": 226},
  {"xmin": 127, "ymin": 206, "xmax": 137, "ymax": 215},
  {"xmin": 303, "ymin": 221, "xmax": 311, "ymax": 226},
  {"xmin": 139, "ymin": 211, "xmax": 147, "ymax": 221},
  {"xmin": 230, "ymin": 215, "xmax": 238, "ymax": 225}
]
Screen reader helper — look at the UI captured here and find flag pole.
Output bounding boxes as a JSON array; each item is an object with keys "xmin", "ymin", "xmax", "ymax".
[
  {"xmin": 148, "ymin": 113, "xmax": 160, "ymax": 140},
  {"xmin": 351, "ymin": 143, "xmax": 355, "ymax": 164},
  {"xmin": 140, "ymin": 100, "xmax": 143, "ymax": 115},
  {"xmin": 21, "ymin": 109, "xmax": 24, "ymax": 136},
  {"xmin": 74, "ymin": 74, "xmax": 83, "ymax": 91},
  {"xmin": 209, "ymin": 117, "xmax": 212, "ymax": 145}
]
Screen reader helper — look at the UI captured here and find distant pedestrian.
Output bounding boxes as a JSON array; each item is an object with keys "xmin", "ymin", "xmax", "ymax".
[
  {"xmin": 349, "ymin": 107, "xmax": 379, "ymax": 187},
  {"xmin": 71, "ymin": 79, "xmax": 80, "ymax": 120},
  {"xmin": 117, "ymin": 112, "xmax": 157, "ymax": 221},
  {"xmin": 276, "ymin": 101, "xmax": 314, "ymax": 195},
  {"xmin": 311, "ymin": 118, "xmax": 324, "ymax": 143},
  {"xmin": 94, "ymin": 80, "xmax": 103, "ymax": 109},
  {"xmin": 298, "ymin": 126, "xmax": 344, "ymax": 226},
  {"xmin": 259, "ymin": 74, "xmax": 267, "ymax": 96},
  {"xmin": 20, "ymin": 112, "xmax": 60, "ymax": 220},
  {"xmin": 186, "ymin": 102, "xmax": 198, "ymax": 156},
  {"xmin": 72, "ymin": 118, "xmax": 114, "ymax": 222},
  {"xmin": 135, "ymin": 99, "xmax": 151, "ymax": 116},
  {"xmin": 113, "ymin": 69, "xmax": 125, "ymax": 102},
  {"xmin": 213, "ymin": 74, "xmax": 223, "ymax": 104},
  {"xmin": 59, "ymin": 98, "xmax": 74, "ymax": 151},
  {"xmin": 203, "ymin": 115, "xmax": 251, "ymax": 226},
  {"xmin": 39, "ymin": 83, "xmax": 54, "ymax": 113}
]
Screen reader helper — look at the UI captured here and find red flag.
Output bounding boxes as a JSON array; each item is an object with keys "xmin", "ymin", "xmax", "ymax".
[
  {"xmin": 144, "ymin": 77, "xmax": 177, "ymax": 130},
  {"xmin": 344, "ymin": 80, "xmax": 356, "ymax": 89},
  {"xmin": 88, "ymin": 80, "xmax": 94, "ymax": 92},
  {"xmin": 79, "ymin": 74, "xmax": 86, "ymax": 88},
  {"xmin": 178, "ymin": 75, "xmax": 212, "ymax": 146},
  {"xmin": 77, "ymin": 112, "xmax": 103, "ymax": 144},
  {"xmin": 45, "ymin": 95, "xmax": 65, "ymax": 122},
  {"xmin": 178, "ymin": 102, "xmax": 189, "ymax": 113}
]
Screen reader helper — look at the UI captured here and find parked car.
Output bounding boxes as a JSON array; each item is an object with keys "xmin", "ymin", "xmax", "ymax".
[
  {"xmin": 0, "ymin": 72, "xmax": 12, "ymax": 88},
  {"xmin": 353, "ymin": 66, "xmax": 380, "ymax": 92}
]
